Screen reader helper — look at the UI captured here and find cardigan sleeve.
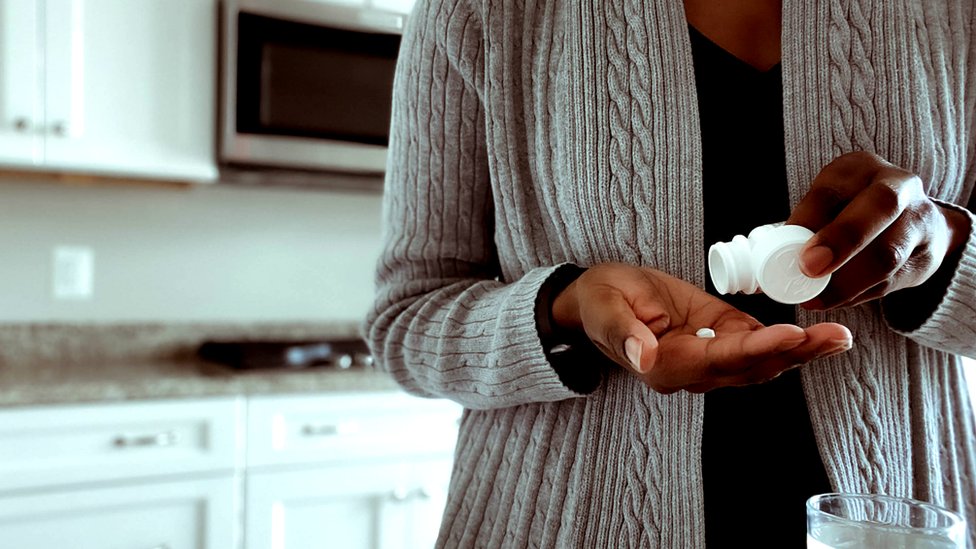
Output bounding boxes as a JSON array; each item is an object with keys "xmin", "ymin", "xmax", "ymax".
[
  {"xmin": 881, "ymin": 194, "xmax": 976, "ymax": 359},
  {"xmin": 362, "ymin": 0, "xmax": 601, "ymax": 409}
]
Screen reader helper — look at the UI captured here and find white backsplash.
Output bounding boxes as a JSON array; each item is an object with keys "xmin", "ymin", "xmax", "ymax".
[{"xmin": 0, "ymin": 179, "xmax": 383, "ymax": 323}]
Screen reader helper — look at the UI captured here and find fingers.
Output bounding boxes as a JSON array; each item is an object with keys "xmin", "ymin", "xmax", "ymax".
[
  {"xmin": 799, "ymin": 176, "xmax": 919, "ymax": 277},
  {"xmin": 649, "ymin": 322, "xmax": 852, "ymax": 393},
  {"xmin": 787, "ymin": 151, "xmax": 928, "ymax": 281},
  {"xmin": 803, "ymin": 219, "xmax": 924, "ymax": 309},
  {"xmin": 693, "ymin": 335, "xmax": 853, "ymax": 391},
  {"xmin": 787, "ymin": 151, "xmax": 884, "ymax": 231}
]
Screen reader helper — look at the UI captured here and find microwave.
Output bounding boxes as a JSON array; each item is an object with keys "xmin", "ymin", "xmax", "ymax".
[{"xmin": 219, "ymin": 0, "xmax": 407, "ymax": 182}]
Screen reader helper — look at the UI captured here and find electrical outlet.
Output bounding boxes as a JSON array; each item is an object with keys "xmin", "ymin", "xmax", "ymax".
[{"xmin": 52, "ymin": 246, "xmax": 94, "ymax": 300}]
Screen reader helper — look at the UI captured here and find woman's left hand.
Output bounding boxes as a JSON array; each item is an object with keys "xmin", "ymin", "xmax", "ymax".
[{"xmin": 786, "ymin": 151, "xmax": 971, "ymax": 310}]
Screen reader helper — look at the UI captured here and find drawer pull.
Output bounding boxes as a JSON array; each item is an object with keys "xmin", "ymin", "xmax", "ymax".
[
  {"xmin": 301, "ymin": 422, "xmax": 359, "ymax": 437},
  {"xmin": 113, "ymin": 431, "xmax": 178, "ymax": 448},
  {"xmin": 388, "ymin": 487, "xmax": 435, "ymax": 502}
]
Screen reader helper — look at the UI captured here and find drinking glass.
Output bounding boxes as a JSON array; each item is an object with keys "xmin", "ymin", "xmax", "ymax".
[{"xmin": 807, "ymin": 493, "xmax": 967, "ymax": 548}]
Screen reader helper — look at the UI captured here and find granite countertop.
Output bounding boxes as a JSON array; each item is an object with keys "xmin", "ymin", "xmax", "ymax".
[
  {"xmin": 0, "ymin": 357, "xmax": 400, "ymax": 408},
  {"xmin": 0, "ymin": 322, "xmax": 401, "ymax": 408}
]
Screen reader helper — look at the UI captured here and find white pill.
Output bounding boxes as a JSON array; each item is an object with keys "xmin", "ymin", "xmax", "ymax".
[{"xmin": 696, "ymin": 328, "xmax": 716, "ymax": 339}]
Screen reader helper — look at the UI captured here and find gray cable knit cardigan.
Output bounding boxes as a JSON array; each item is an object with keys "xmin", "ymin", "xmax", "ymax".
[{"xmin": 364, "ymin": 0, "xmax": 976, "ymax": 546}]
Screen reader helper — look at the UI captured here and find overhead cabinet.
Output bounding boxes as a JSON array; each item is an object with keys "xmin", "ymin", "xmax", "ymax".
[{"xmin": 0, "ymin": 0, "xmax": 217, "ymax": 182}]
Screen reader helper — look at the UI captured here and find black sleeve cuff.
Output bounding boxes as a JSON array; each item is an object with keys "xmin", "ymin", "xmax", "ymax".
[{"xmin": 534, "ymin": 264, "xmax": 608, "ymax": 395}]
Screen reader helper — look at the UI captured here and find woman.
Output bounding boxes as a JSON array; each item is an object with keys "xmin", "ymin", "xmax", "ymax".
[{"xmin": 365, "ymin": 0, "xmax": 976, "ymax": 546}]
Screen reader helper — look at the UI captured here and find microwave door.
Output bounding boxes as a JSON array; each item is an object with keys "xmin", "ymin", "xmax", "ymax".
[
  {"xmin": 222, "ymin": 10, "xmax": 400, "ymax": 174},
  {"xmin": 257, "ymin": 43, "xmax": 395, "ymax": 146}
]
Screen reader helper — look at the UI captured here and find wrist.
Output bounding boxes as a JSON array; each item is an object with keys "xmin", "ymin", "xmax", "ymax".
[
  {"xmin": 939, "ymin": 202, "xmax": 971, "ymax": 256},
  {"xmin": 535, "ymin": 264, "xmax": 587, "ymax": 345},
  {"xmin": 551, "ymin": 278, "xmax": 584, "ymax": 335},
  {"xmin": 534, "ymin": 265, "xmax": 607, "ymax": 394}
]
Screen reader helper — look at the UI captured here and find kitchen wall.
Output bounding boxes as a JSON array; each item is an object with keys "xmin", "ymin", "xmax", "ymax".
[{"xmin": 0, "ymin": 178, "xmax": 384, "ymax": 323}]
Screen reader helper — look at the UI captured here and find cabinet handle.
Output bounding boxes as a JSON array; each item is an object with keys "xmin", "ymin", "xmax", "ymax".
[
  {"xmin": 50, "ymin": 122, "xmax": 67, "ymax": 136},
  {"xmin": 301, "ymin": 422, "xmax": 359, "ymax": 437},
  {"xmin": 113, "ymin": 431, "xmax": 178, "ymax": 448},
  {"xmin": 388, "ymin": 487, "xmax": 435, "ymax": 502},
  {"xmin": 13, "ymin": 118, "xmax": 30, "ymax": 132},
  {"xmin": 389, "ymin": 487, "xmax": 410, "ymax": 502}
]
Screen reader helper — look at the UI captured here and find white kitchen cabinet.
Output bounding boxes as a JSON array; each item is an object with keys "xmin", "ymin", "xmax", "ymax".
[
  {"xmin": 245, "ymin": 459, "xmax": 450, "ymax": 549},
  {"xmin": 0, "ymin": 475, "xmax": 237, "ymax": 549},
  {"xmin": 246, "ymin": 392, "xmax": 462, "ymax": 468},
  {"xmin": 0, "ymin": 0, "xmax": 217, "ymax": 182},
  {"xmin": 244, "ymin": 392, "xmax": 461, "ymax": 549},
  {"xmin": 0, "ymin": 396, "xmax": 243, "ymax": 492},
  {"xmin": 0, "ymin": 397, "xmax": 242, "ymax": 549},
  {"xmin": 0, "ymin": 0, "xmax": 42, "ymax": 165},
  {"xmin": 0, "ymin": 391, "xmax": 461, "ymax": 549}
]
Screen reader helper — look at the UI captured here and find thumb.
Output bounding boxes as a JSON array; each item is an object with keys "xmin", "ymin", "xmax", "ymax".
[
  {"xmin": 581, "ymin": 291, "xmax": 667, "ymax": 374},
  {"xmin": 624, "ymin": 331, "xmax": 660, "ymax": 375}
]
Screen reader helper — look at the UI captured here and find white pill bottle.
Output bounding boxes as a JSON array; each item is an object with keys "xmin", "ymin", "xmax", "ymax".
[{"xmin": 708, "ymin": 223, "xmax": 831, "ymax": 305}]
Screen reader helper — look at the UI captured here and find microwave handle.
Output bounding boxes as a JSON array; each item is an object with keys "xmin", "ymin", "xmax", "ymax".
[{"xmin": 233, "ymin": 0, "xmax": 405, "ymax": 35}]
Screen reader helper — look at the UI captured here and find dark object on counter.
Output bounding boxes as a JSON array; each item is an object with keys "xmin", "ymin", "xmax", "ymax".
[{"xmin": 197, "ymin": 338, "xmax": 373, "ymax": 370}]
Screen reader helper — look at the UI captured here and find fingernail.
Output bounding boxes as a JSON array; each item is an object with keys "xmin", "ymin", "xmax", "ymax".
[
  {"xmin": 818, "ymin": 338, "xmax": 854, "ymax": 358},
  {"xmin": 802, "ymin": 245, "xmax": 834, "ymax": 277},
  {"xmin": 831, "ymin": 337, "xmax": 854, "ymax": 351},
  {"xmin": 775, "ymin": 337, "xmax": 807, "ymax": 352},
  {"xmin": 625, "ymin": 336, "xmax": 643, "ymax": 373}
]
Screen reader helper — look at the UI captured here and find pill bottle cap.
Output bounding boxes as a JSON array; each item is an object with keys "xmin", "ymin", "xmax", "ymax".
[
  {"xmin": 752, "ymin": 225, "xmax": 830, "ymax": 304},
  {"xmin": 707, "ymin": 223, "xmax": 830, "ymax": 304}
]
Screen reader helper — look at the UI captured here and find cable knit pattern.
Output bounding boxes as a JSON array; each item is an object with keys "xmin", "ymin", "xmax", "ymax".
[
  {"xmin": 828, "ymin": 0, "xmax": 856, "ymax": 155},
  {"xmin": 598, "ymin": 4, "xmax": 665, "ymax": 544},
  {"xmin": 847, "ymin": 0, "xmax": 877, "ymax": 151},
  {"xmin": 604, "ymin": 1, "xmax": 638, "ymax": 266},
  {"xmin": 365, "ymin": 0, "xmax": 976, "ymax": 546}
]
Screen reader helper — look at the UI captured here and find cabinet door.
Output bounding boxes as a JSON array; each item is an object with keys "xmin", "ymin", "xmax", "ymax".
[
  {"xmin": 0, "ymin": 475, "xmax": 237, "ymax": 549},
  {"xmin": 407, "ymin": 459, "xmax": 452, "ymax": 549},
  {"xmin": 43, "ymin": 0, "xmax": 217, "ymax": 182},
  {"xmin": 0, "ymin": 0, "xmax": 42, "ymax": 166},
  {"xmin": 247, "ymin": 392, "xmax": 462, "ymax": 468},
  {"xmin": 246, "ymin": 460, "xmax": 451, "ymax": 549},
  {"xmin": 0, "ymin": 397, "xmax": 241, "ymax": 493}
]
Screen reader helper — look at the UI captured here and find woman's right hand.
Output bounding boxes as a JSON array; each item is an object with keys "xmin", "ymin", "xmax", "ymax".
[{"xmin": 551, "ymin": 263, "xmax": 853, "ymax": 393}]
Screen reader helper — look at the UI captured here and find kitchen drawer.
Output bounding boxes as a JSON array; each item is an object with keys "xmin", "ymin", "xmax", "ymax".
[
  {"xmin": 0, "ymin": 474, "xmax": 236, "ymax": 549},
  {"xmin": 0, "ymin": 397, "xmax": 242, "ymax": 492},
  {"xmin": 244, "ymin": 457, "xmax": 452, "ymax": 549},
  {"xmin": 247, "ymin": 392, "xmax": 462, "ymax": 468}
]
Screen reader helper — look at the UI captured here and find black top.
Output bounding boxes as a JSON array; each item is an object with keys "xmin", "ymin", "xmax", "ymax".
[{"xmin": 690, "ymin": 25, "xmax": 833, "ymax": 547}]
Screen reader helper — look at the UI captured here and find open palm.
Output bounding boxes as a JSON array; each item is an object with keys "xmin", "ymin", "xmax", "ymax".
[{"xmin": 552, "ymin": 263, "xmax": 853, "ymax": 393}]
